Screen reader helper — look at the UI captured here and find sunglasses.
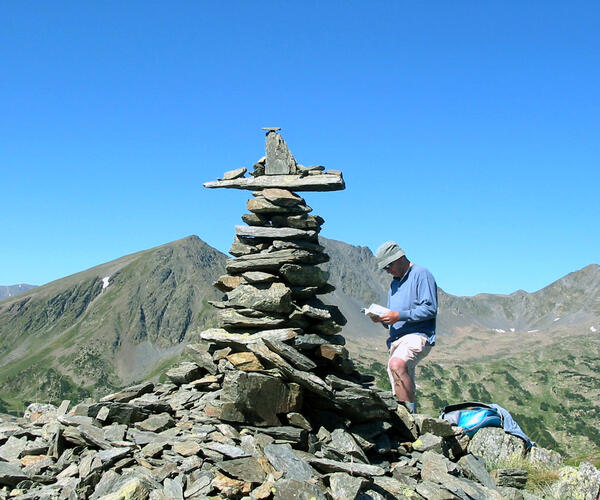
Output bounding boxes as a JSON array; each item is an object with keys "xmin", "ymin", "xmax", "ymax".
[{"xmin": 384, "ymin": 262, "xmax": 393, "ymax": 270}]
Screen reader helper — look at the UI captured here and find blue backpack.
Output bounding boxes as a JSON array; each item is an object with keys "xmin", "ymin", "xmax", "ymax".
[{"xmin": 439, "ymin": 402, "xmax": 503, "ymax": 437}]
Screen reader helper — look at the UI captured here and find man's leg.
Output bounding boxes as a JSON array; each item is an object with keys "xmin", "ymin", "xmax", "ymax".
[
  {"xmin": 389, "ymin": 357, "xmax": 415, "ymax": 402},
  {"xmin": 387, "ymin": 335, "xmax": 431, "ymax": 412}
]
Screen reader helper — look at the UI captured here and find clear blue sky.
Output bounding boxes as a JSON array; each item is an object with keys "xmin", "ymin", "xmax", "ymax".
[{"xmin": 2, "ymin": 1, "xmax": 599, "ymax": 296}]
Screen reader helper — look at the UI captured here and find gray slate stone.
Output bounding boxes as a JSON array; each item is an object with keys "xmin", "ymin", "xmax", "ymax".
[
  {"xmin": 491, "ymin": 468, "xmax": 528, "ymax": 489},
  {"xmin": 241, "ymin": 211, "xmax": 270, "ymax": 226},
  {"xmin": 328, "ymin": 472, "xmax": 367, "ymax": 500},
  {"xmin": 528, "ymin": 445, "xmax": 563, "ymax": 468},
  {"xmin": 467, "ymin": 427, "xmax": 528, "ymax": 465},
  {"xmin": 199, "ymin": 327, "xmax": 298, "ymax": 346},
  {"xmin": 414, "ymin": 415, "xmax": 456, "ymax": 437},
  {"xmin": 262, "ymin": 338, "xmax": 317, "ymax": 371},
  {"xmin": 373, "ymin": 476, "xmax": 420, "ymax": 499},
  {"xmin": 242, "ymin": 271, "xmax": 278, "ymax": 283},
  {"xmin": 217, "ymin": 308, "xmax": 286, "ymax": 328},
  {"xmin": 0, "ymin": 462, "xmax": 28, "ymax": 486},
  {"xmin": 219, "ymin": 371, "xmax": 300, "ymax": 426},
  {"xmin": 135, "ymin": 413, "xmax": 175, "ymax": 433},
  {"xmin": 416, "ymin": 479, "xmax": 462, "ymax": 500},
  {"xmin": 271, "ymin": 214, "xmax": 323, "ymax": 229},
  {"xmin": 265, "ymin": 132, "xmax": 297, "ymax": 175},
  {"xmin": 226, "ymin": 248, "xmax": 327, "ymax": 273},
  {"xmin": 263, "ymin": 443, "xmax": 315, "ymax": 481},
  {"xmin": 163, "ymin": 475, "xmax": 184, "ymax": 500},
  {"xmin": 100, "ymin": 382, "xmax": 154, "ymax": 403},
  {"xmin": 247, "ymin": 196, "xmax": 311, "ymax": 214},
  {"xmin": 458, "ymin": 453, "xmax": 496, "ymax": 489},
  {"xmin": 329, "ymin": 428, "xmax": 368, "ymax": 463},
  {"xmin": 303, "ymin": 456, "xmax": 386, "ymax": 477},
  {"xmin": 272, "ymin": 477, "xmax": 327, "ymax": 500},
  {"xmin": 262, "ymin": 188, "xmax": 304, "ymax": 206},
  {"xmin": 0, "ymin": 436, "xmax": 27, "ymax": 461},
  {"xmin": 220, "ymin": 167, "xmax": 247, "ymax": 180},
  {"xmin": 216, "ymin": 456, "xmax": 266, "ymax": 483},
  {"xmin": 421, "ymin": 450, "xmax": 460, "ymax": 481},
  {"xmin": 204, "ymin": 172, "xmax": 345, "ymax": 192},
  {"xmin": 226, "ymin": 282, "xmax": 293, "ymax": 313},
  {"xmin": 235, "ymin": 225, "xmax": 317, "ymax": 240},
  {"xmin": 280, "ymin": 263, "xmax": 329, "ymax": 286},
  {"xmin": 165, "ymin": 362, "xmax": 203, "ymax": 385}
]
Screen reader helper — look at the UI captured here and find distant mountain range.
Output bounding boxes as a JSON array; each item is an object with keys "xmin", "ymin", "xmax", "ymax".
[
  {"xmin": 0, "ymin": 284, "xmax": 37, "ymax": 300},
  {"xmin": 0, "ymin": 235, "xmax": 598, "ymax": 458}
]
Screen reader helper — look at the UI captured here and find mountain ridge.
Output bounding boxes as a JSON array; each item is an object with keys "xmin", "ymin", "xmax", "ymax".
[{"xmin": 1, "ymin": 234, "xmax": 598, "ymax": 460}]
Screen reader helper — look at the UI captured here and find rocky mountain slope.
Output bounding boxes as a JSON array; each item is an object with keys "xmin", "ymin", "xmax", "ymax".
[
  {"xmin": 0, "ymin": 236, "xmax": 225, "ymax": 412},
  {"xmin": 0, "ymin": 284, "xmax": 37, "ymax": 301}
]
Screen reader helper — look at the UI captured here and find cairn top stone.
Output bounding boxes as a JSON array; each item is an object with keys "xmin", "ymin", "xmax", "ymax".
[
  {"xmin": 265, "ymin": 131, "xmax": 297, "ymax": 175},
  {"xmin": 204, "ymin": 130, "xmax": 345, "ymax": 191}
]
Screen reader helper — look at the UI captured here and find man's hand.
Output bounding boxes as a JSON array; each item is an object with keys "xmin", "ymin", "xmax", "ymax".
[{"xmin": 379, "ymin": 310, "xmax": 400, "ymax": 325}]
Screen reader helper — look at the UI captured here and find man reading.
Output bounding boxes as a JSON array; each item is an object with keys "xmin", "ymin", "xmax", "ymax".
[{"xmin": 372, "ymin": 241, "xmax": 438, "ymax": 414}]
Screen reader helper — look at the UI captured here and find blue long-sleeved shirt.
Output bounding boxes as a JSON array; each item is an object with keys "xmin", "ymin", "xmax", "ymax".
[{"xmin": 386, "ymin": 264, "xmax": 437, "ymax": 348}]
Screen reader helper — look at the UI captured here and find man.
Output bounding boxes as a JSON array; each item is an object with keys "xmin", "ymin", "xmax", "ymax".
[{"xmin": 373, "ymin": 241, "xmax": 438, "ymax": 413}]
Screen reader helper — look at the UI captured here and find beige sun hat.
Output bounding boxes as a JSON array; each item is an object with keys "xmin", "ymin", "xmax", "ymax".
[{"xmin": 375, "ymin": 241, "xmax": 406, "ymax": 269}]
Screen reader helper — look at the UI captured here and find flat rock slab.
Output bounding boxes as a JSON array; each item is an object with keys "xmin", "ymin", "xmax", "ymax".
[
  {"xmin": 235, "ymin": 225, "xmax": 317, "ymax": 240},
  {"xmin": 303, "ymin": 456, "xmax": 386, "ymax": 477},
  {"xmin": 219, "ymin": 167, "xmax": 247, "ymax": 180},
  {"xmin": 491, "ymin": 468, "xmax": 528, "ymax": 488},
  {"xmin": 262, "ymin": 188, "xmax": 304, "ymax": 206},
  {"xmin": 226, "ymin": 282, "xmax": 293, "ymax": 314},
  {"xmin": 242, "ymin": 271, "xmax": 278, "ymax": 283},
  {"xmin": 165, "ymin": 362, "xmax": 202, "ymax": 385},
  {"xmin": 272, "ymin": 477, "xmax": 328, "ymax": 500},
  {"xmin": 216, "ymin": 456, "xmax": 266, "ymax": 483},
  {"xmin": 458, "ymin": 453, "xmax": 496, "ymax": 489},
  {"xmin": 226, "ymin": 248, "xmax": 327, "ymax": 274},
  {"xmin": 199, "ymin": 328, "xmax": 299, "ymax": 346},
  {"xmin": 263, "ymin": 443, "xmax": 316, "ymax": 481},
  {"xmin": 204, "ymin": 173, "xmax": 345, "ymax": 191},
  {"xmin": 0, "ymin": 462, "xmax": 28, "ymax": 487},
  {"xmin": 272, "ymin": 214, "xmax": 323, "ymax": 229},
  {"xmin": 279, "ymin": 264, "xmax": 329, "ymax": 287},
  {"xmin": 329, "ymin": 472, "xmax": 367, "ymax": 500},
  {"xmin": 218, "ymin": 309, "xmax": 286, "ymax": 328},
  {"xmin": 262, "ymin": 338, "xmax": 317, "ymax": 371}
]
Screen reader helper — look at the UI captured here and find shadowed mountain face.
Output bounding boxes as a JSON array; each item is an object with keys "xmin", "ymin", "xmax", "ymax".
[{"xmin": 0, "ymin": 284, "xmax": 37, "ymax": 300}]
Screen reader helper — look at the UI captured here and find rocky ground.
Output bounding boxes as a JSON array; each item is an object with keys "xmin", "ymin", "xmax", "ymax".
[{"xmin": 1, "ymin": 329, "xmax": 599, "ymax": 499}]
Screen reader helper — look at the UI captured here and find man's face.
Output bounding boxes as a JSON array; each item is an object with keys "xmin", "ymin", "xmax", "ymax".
[{"xmin": 384, "ymin": 258, "xmax": 403, "ymax": 277}]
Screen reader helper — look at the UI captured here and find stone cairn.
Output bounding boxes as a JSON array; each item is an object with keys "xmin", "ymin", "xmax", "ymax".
[{"xmin": 0, "ymin": 132, "xmax": 596, "ymax": 499}]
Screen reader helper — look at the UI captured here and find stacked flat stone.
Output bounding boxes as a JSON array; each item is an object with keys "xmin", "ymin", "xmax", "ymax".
[{"xmin": 203, "ymin": 131, "xmax": 353, "ymax": 381}]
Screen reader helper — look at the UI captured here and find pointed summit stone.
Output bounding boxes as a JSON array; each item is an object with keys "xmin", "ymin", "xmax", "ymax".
[{"xmin": 265, "ymin": 131, "xmax": 298, "ymax": 175}]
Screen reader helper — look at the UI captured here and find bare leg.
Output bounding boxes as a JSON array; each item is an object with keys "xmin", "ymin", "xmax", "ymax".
[{"xmin": 388, "ymin": 357, "xmax": 415, "ymax": 403}]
